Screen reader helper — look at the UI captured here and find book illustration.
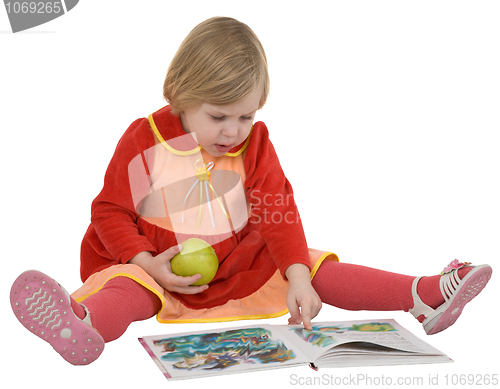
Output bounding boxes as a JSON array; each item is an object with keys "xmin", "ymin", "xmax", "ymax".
[
  {"xmin": 292, "ymin": 322, "xmax": 396, "ymax": 348},
  {"xmin": 152, "ymin": 327, "xmax": 296, "ymax": 371},
  {"xmin": 140, "ymin": 319, "xmax": 451, "ymax": 380}
]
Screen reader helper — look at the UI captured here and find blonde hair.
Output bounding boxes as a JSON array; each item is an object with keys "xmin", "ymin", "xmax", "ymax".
[{"xmin": 163, "ymin": 17, "xmax": 270, "ymax": 114}]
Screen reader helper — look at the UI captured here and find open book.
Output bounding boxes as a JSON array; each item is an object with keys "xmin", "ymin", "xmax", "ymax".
[{"xmin": 139, "ymin": 319, "xmax": 451, "ymax": 380}]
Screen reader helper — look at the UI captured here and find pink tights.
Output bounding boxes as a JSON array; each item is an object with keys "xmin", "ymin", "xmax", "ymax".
[
  {"xmin": 311, "ymin": 260, "xmax": 450, "ymax": 312},
  {"xmin": 71, "ymin": 262, "xmax": 470, "ymax": 343},
  {"xmin": 71, "ymin": 277, "xmax": 161, "ymax": 342}
]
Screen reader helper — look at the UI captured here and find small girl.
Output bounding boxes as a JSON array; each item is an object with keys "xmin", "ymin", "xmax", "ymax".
[{"xmin": 10, "ymin": 16, "xmax": 492, "ymax": 366}]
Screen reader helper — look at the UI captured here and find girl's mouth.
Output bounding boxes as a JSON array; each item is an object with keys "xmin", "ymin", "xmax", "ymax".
[{"xmin": 215, "ymin": 144, "xmax": 233, "ymax": 153}]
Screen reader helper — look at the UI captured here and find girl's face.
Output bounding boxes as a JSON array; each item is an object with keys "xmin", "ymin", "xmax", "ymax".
[{"xmin": 179, "ymin": 89, "xmax": 261, "ymax": 157}]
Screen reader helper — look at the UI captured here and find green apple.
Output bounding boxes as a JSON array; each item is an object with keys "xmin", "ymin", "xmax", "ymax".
[{"xmin": 170, "ymin": 238, "xmax": 219, "ymax": 286}]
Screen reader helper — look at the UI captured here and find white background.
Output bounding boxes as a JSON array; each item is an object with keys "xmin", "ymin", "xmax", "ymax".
[{"xmin": 1, "ymin": 1, "xmax": 498, "ymax": 387}]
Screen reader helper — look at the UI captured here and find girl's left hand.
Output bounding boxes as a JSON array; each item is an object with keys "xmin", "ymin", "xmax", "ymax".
[{"xmin": 285, "ymin": 264, "xmax": 322, "ymax": 330}]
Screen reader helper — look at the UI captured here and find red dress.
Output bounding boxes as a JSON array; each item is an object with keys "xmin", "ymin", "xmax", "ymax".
[{"xmin": 74, "ymin": 106, "xmax": 337, "ymax": 323}]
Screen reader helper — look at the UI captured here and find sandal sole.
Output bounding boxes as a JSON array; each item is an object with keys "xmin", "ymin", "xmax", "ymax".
[
  {"xmin": 425, "ymin": 265, "xmax": 492, "ymax": 335},
  {"xmin": 10, "ymin": 270, "xmax": 104, "ymax": 365}
]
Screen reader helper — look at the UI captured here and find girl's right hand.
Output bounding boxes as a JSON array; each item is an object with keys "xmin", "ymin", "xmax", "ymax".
[{"xmin": 128, "ymin": 245, "xmax": 209, "ymax": 294}]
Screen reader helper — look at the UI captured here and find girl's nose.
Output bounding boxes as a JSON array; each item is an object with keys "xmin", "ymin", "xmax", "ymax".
[{"xmin": 221, "ymin": 122, "xmax": 239, "ymax": 138}]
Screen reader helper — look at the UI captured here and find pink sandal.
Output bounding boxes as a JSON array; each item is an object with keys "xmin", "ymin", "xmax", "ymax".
[
  {"xmin": 409, "ymin": 261, "xmax": 492, "ymax": 335},
  {"xmin": 10, "ymin": 270, "xmax": 104, "ymax": 365}
]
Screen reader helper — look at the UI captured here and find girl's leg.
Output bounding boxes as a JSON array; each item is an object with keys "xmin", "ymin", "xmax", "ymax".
[
  {"xmin": 312, "ymin": 261, "xmax": 417, "ymax": 312},
  {"xmin": 311, "ymin": 260, "xmax": 491, "ymax": 333},
  {"xmin": 77, "ymin": 276, "xmax": 162, "ymax": 342}
]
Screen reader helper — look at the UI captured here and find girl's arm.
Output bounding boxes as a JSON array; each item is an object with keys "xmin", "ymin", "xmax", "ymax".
[
  {"xmin": 89, "ymin": 118, "xmax": 159, "ymax": 264},
  {"xmin": 244, "ymin": 122, "xmax": 320, "ymax": 328},
  {"xmin": 244, "ymin": 122, "xmax": 312, "ymax": 277}
]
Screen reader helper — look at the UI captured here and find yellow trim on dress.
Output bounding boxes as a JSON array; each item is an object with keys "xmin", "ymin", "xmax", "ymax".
[
  {"xmin": 148, "ymin": 113, "xmax": 201, "ymax": 156},
  {"xmin": 73, "ymin": 272, "xmax": 167, "ymax": 313},
  {"xmin": 73, "ymin": 270, "xmax": 290, "ymax": 323},
  {"xmin": 73, "ymin": 272, "xmax": 288, "ymax": 324},
  {"xmin": 310, "ymin": 251, "xmax": 339, "ymax": 279},
  {"xmin": 148, "ymin": 111, "xmax": 253, "ymax": 157},
  {"xmin": 72, "ymin": 251, "xmax": 339, "ymax": 325}
]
